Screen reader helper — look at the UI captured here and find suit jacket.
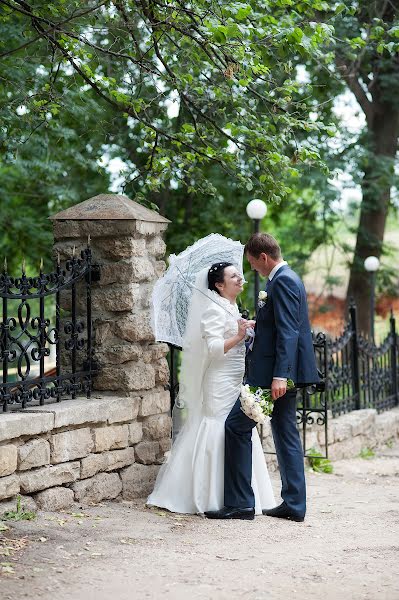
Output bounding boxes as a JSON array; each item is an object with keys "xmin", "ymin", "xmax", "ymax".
[{"xmin": 246, "ymin": 264, "xmax": 319, "ymax": 388}]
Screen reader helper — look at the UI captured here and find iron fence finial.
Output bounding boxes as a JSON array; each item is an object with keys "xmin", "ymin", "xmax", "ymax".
[
  {"xmin": 3, "ymin": 257, "xmax": 7, "ymax": 272},
  {"xmin": 22, "ymin": 257, "xmax": 26, "ymax": 274},
  {"xmin": 40, "ymin": 258, "xmax": 43, "ymax": 272},
  {"xmin": 87, "ymin": 234, "xmax": 91, "ymax": 247},
  {"xmin": 72, "ymin": 245, "xmax": 76, "ymax": 258}
]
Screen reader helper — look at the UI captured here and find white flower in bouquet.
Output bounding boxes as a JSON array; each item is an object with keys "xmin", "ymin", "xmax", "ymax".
[{"xmin": 240, "ymin": 380, "xmax": 295, "ymax": 424}]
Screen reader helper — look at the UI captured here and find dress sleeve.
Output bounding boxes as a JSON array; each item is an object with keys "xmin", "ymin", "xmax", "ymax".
[{"xmin": 200, "ymin": 304, "xmax": 226, "ymax": 359}]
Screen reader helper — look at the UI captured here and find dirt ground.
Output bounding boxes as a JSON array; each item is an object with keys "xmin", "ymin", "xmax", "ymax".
[{"xmin": 1, "ymin": 445, "xmax": 399, "ymax": 600}]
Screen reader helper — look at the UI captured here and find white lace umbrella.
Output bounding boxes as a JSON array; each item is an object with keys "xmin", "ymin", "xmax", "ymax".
[{"xmin": 152, "ymin": 233, "xmax": 244, "ymax": 347}]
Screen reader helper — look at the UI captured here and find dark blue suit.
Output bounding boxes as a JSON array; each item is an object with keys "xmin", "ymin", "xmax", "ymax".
[{"xmin": 224, "ymin": 264, "xmax": 319, "ymax": 517}]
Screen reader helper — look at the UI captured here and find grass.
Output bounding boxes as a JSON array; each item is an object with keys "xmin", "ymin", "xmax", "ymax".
[
  {"xmin": 359, "ymin": 447, "xmax": 375, "ymax": 460},
  {"xmin": 306, "ymin": 447, "xmax": 334, "ymax": 473},
  {"xmin": 1, "ymin": 495, "xmax": 36, "ymax": 522}
]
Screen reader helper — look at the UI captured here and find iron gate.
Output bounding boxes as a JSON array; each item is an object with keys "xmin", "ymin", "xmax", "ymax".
[
  {"xmin": 0, "ymin": 245, "xmax": 99, "ymax": 412},
  {"xmin": 167, "ymin": 303, "xmax": 399, "ymax": 458}
]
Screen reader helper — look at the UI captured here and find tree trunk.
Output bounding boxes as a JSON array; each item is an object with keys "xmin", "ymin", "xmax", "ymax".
[{"xmin": 347, "ymin": 103, "xmax": 399, "ymax": 335}]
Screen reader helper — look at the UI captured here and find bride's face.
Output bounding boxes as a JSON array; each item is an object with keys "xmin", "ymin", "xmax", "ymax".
[{"xmin": 216, "ymin": 266, "xmax": 244, "ymax": 299}]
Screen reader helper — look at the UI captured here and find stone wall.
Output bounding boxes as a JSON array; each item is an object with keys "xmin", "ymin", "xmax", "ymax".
[
  {"xmin": 0, "ymin": 395, "xmax": 169, "ymax": 510},
  {"xmin": 262, "ymin": 407, "xmax": 399, "ymax": 469},
  {"xmin": 0, "ymin": 194, "xmax": 172, "ymax": 511}
]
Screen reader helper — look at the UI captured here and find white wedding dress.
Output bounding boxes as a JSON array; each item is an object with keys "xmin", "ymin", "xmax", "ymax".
[{"xmin": 147, "ymin": 272, "xmax": 275, "ymax": 515}]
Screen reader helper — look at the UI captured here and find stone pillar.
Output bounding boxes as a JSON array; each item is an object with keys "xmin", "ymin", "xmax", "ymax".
[{"xmin": 50, "ymin": 194, "xmax": 172, "ymax": 470}]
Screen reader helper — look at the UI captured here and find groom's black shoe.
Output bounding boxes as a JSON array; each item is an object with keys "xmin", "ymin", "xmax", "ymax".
[
  {"xmin": 262, "ymin": 502, "xmax": 304, "ymax": 522},
  {"xmin": 204, "ymin": 507, "xmax": 255, "ymax": 520}
]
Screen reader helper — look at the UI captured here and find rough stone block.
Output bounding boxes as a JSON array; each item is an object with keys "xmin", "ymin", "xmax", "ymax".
[
  {"xmin": 330, "ymin": 416, "xmax": 353, "ymax": 443},
  {"xmin": 19, "ymin": 462, "xmax": 80, "ymax": 494},
  {"xmin": 99, "ymin": 260, "xmax": 135, "ymax": 286},
  {"xmin": 51, "ymin": 428, "xmax": 93, "ymax": 464},
  {"xmin": 0, "ymin": 412, "xmax": 54, "ymax": 443},
  {"xmin": 0, "ymin": 475, "xmax": 20, "ymax": 500},
  {"xmin": 142, "ymin": 415, "xmax": 172, "ymax": 441},
  {"xmin": 94, "ymin": 319, "xmax": 114, "ymax": 346},
  {"xmin": 158, "ymin": 437, "xmax": 172, "ymax": 455},
  {"xmin": 128, "ymin": 422, "xmax": 143, "ymax": 445},
  {"xmin": 104, "ymin": 448, "xmax": 135, "ymax": 471},
  {"xmin": 135, "ymin": 441, "xmax": 159, "ymax": 465},
  {"xmin": 114, "ymin": 314, "xmax": 154, "ymax": 343},
  {"xmin": 92, "ymin": 285, "xmax": 137, "ymax": 312},
  {"xmin": 155, "ymin": 358, "xmax": 170, "ymax": 385},
  {"xmin": 146, "ymin": 236, "xmax": 166, "ymax": 258},
  {"xmin": 121, "ymin": 463, "xmax": 160, "ymax": 499},
  {"xmin": 100, "ymin": 237, "xmax": 146, "ymax": 259},
  {"xmin": 94, "ymin": 363, "xmax": 155, "ymax": 392},
  {"xmin": 97, "ymin": 344, "xmax": 142, "ymax": 365},
  {"xmin": 34, "ymin": 486, "xmax": 75, "ymax": 511},
  {"xmin": 80, "ymin": 453, "xmax": 109, "ymax": 479},
  {"xmin": 155, "ymin": 260, "xmax": 166, "ymax": 278},
  {"xmin": 107, "ymin": 397, "xmax": 140, "ymax": 424},
  {"xmin": 150, "ymin": 343, "xmax": 169, "ymax": 361},
  {"xmin": 0, "ymin": 445, "xmax": 18, "ymax": 477},
  {"xmin": 18, "ymin": 439, "xmax": 50, "ymax": 471},
  {"xmin": 140, "ymin": 390, "xmax": 170, "ymax": 417},
  {"xmin": 327, "ymin": 435, "xmax": 366, "ymax": 461},
  {"xmin": 93, "ymin": 425, "xmax": 129, "ymax": 452},
  {"xmin": 71, "ymin": 472, "xmax": 122, "ymax": 503}
]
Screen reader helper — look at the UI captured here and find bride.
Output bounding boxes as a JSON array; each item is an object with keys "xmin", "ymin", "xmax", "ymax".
[{"xmin": 147, "ymin": 261, "xmax": 275, "ymax": 516}]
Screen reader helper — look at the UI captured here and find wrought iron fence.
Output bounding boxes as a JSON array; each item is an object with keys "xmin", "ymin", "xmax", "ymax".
[
  {"xmin": 0, "ymin": 246, "xmax": 99, "ymax": 412},
  {"xmin": 166, "ymin": 302, "xmax": 399, "ymax": 455}
]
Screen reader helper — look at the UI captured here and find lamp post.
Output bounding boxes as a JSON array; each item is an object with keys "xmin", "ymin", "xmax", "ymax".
[
  {"xmin": 246, "ymin": 199, "xmax": 267, "ymax": 314},
  {"xmin": 364, "ymin": 255, "xmax": 380, "ymax": 341}
]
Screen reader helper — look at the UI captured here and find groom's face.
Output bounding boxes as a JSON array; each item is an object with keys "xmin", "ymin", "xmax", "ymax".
[{"xmin": 246, "ymin": 252, "xmax": 270, "ymax": 277}]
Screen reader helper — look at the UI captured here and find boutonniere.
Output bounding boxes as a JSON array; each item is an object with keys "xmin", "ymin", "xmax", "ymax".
[{"xmin": 258, "ymin": 290, "xmax": 268, "ymax": 308}]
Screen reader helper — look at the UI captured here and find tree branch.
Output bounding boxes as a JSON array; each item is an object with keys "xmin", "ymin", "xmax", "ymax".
[{"xmin": 335, "ymin": 54, "xmax": 374, "ymax": 126}]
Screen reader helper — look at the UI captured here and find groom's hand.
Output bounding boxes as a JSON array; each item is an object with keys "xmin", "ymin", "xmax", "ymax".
[{"xmin": 271, "ymin": 378, "xmax": 287, "ymax": 401}]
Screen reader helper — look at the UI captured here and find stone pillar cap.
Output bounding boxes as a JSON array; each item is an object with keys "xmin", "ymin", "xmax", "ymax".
[{"xmin": 49, "ymin": 194, "xmax": 170, "ymax": 223}]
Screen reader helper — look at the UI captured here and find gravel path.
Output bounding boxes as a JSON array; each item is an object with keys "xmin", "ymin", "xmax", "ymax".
[{"xmin": 1, "ymin": 446, "xmax": 399, "ymax": 600}]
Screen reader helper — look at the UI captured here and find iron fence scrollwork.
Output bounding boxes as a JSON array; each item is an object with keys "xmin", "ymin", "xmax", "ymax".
[{"xmin": 1, "ymin": 246, "xmax": 99, "ymax": 412}]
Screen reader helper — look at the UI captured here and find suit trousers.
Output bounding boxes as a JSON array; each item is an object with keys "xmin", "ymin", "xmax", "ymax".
[{"xmin": 224, "ymin": 390, "xmax": 306, "ymax": 517}]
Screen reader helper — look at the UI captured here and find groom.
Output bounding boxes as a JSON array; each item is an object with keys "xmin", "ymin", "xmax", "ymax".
[{"xmin": 205, "ymin": 233, "xmax": 320, "ymax": 521}]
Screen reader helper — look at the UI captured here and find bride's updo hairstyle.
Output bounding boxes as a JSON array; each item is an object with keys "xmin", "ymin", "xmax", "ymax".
[{"xmin": 208, "ymin": 262, "xmax": 233, "ymax": 295}]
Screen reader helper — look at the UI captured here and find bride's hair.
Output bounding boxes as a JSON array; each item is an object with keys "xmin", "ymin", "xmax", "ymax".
[{"xmin": 207, "ymin": 262, "xmax": 233, "ymax": 295}]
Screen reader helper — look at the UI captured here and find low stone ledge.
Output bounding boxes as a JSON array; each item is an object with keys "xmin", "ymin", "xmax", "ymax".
[
  {"xmin": 34, "ymin": 486, "xmax": 75, "ymax": 511},
  {"xmin": 93, "ymin": 424, "xmax": 129, "ymax": 452},
  {"xmin": 0, "ymin": 445, "xmax": 18, "ymax": 477},
  {"xmin": 19, "ymin": 462, "xmax": 80, "ymax": 494},
  {"xmin": 24, "ymin": 396, "xmax": 141, "ymax": 429},
  {"xmin": 0, "ymin": 474, "xmax": 20, "ymax": 500},
  {"xmin": 18, "ymin": 439, "xmax": 50, "ymax": 471},
  {"xmin": 0, "ymin": 412, "xmax": 54, "ymax": 443},
  {"xmin": 71, "ymin": 472, "xmax": 122, "ymax": 503},
  {"xmin": 50, "ymin": 428, "xmax": 94, "ymax": 464},
  {"xmin": 80, "ymin": 448, "xmax": 135, "ymax": 479},
  {"xmin": 121, "ymin": 463, "xmax": 160, "ymax": 499}
]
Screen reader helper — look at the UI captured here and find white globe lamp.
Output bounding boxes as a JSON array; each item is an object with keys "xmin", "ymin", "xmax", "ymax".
[
  {"xmin": 246, "ymin": 199, "xmax": 267, "ymax": 221},
  {"xmin": 364, "ymin": 256, "xmax": 380, "ymax": 272}
]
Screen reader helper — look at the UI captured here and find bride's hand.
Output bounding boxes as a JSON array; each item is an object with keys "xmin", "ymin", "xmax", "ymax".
[
  {"xmin": 237, "ymin": 319, "xmax": 249, "ymax": 340},
  {"xmin": 247, "ymin": 320, "xmax": 256, "ymax": 329}
]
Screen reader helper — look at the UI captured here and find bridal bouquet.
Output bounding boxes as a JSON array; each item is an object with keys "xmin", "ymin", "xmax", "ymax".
[{"xmin": 240, "ymin": 380, "xmax": 296, "ymax": 424}]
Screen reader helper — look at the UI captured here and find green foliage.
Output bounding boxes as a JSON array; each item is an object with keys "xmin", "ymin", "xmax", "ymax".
[
  {"xmin": 1, "ymin": 495, "xmax": 36, "ymax": 522},
  {"xmin": 359, "ymin": 447, "xmax": 375, "ymax": 460},
  {"xmin": 306, "ymin": 447, "xmax": 333, "ymax": 473}
]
